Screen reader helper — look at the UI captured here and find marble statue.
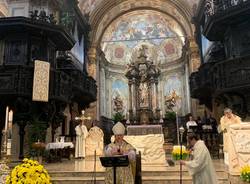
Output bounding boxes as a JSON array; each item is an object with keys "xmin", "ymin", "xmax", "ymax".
[{"xmin": 85, "ymin": 126, "xmax": 104, "ymax": 156}]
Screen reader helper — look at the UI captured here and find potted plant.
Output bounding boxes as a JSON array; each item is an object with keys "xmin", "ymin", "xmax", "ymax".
[
  {"xmin": 172, "ymin": 145, "xmax": 189, "ymax": 161},
  {"xmin": 240, "ymin": 165, "xmax": 250, "ymax": 183},
  {"xmin": 112, "ymin": 112, "xmax": 125, "ymax": 123},
  {"xmin": 6, "ymin": 158, "xmax": 51, "ymax": 183}
]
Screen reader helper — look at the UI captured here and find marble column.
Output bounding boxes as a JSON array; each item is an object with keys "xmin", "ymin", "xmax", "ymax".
[
  {"xmin": 189, "ymin": 38, "xmax": 201, "ymax": 117},
  {"xmin": 148, "ymin": 79, "xmax": 153, "ymax": 110},
  {"xmin": 155, "ymin": 80, "xmax": 160, "ymax": 110},
  {"xmin": 100, "ymin": 68, "xmax": 106, "ymax": 116},
  {"xmin": 128, "ymin": 81, "xmax": 133, "ymax": 120},
  {"xmin": 132, "ymin": 78, "xmax": 137, "ymax": 122}
]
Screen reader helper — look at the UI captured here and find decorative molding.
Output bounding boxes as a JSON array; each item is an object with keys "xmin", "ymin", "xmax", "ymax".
[{"xmin": 32, "ymin": 60, "xmax": 50, "ymax": 102}]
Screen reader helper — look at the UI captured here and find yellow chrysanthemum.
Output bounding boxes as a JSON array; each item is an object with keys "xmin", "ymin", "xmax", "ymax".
[{"xmin": 6, "ymin": 158, "xmax": 51, "ymax": 184}]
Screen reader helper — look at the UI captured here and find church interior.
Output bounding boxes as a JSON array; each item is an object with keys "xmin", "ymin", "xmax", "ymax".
[{"xmin": 0, "ymin": 0, "xmax": 250, "ymax": 183}]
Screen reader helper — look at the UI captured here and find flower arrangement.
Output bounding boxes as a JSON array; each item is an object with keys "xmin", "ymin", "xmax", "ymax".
[
  {"xmin": 6, "ymin": 158, "xmax": 51, "ymax": 184},
  {"xmin": 172, "ymin": 145, "xmax": 189, "ymax": 160},
  {"xmin": 240, "ymin": 165, "xmax": 250, "ymax": 183}
]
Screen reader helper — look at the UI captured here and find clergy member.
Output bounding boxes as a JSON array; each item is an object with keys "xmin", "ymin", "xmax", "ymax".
[
  {"xmin": 75, "ymin": 120, "xmax": 88, "ymax": 159},
  {"xmin": 186, "ymin": 115, "xmax": 197, "ymax": 132},
  {"xmin": 105, "ymin": 122, "xmax": 136, "ymax": 184},
  {"xmin": 220, "ymin": 108, "xmax": 241, "ymax": 164},
  {"xmin": 180, "ymin": 134, "xmax": 218, "ymax": 184}
]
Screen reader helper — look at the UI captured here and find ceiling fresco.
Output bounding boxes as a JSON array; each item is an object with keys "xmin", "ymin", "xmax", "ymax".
[
  {"xmin": 101, "ymin": 10, "xmax": 185, "ymax": 65},
  {"xmin": 78, "ymin": 0, "xmax": 200, "ymax": 15}
]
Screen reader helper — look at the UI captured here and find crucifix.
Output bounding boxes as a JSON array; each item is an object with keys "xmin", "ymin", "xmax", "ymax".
[{"xmin": 75, "ymin": 110, "xmax": 91, "ymax": 121}]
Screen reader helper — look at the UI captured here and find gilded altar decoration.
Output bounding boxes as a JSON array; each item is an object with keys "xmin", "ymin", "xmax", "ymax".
[
  {"xmin": 32, "ymin": 60, "xmax": 50, "ymax": 102},
  {"xmin": 164, "ymin": 90, "xmax": 181, "ymax": 112},
  {"xmin": 125, "ymin": 45, "xmax": 161, "ymax": 124}
]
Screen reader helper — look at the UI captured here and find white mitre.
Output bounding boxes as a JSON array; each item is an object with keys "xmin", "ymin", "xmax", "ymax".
[{"xmin": 112, "ymin": 122, "xmax": 125, "ymax": 135}]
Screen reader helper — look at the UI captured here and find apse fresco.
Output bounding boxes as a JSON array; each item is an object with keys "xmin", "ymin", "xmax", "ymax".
[
  {"xmin": 111, "ymin": 79, "xmax": 129, "ymax": 115},
  {"xmin": 164, "ymin": 75, "xmax": 182, "ymax": 110},
  {"xmin": 101, "ymin": 10, "xmax": 184, "ymax": 65}
]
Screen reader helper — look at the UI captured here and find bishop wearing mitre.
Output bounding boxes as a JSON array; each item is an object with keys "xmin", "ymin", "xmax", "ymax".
[
  {"xmin": 75, "ymin": 120, "xmax": 88, "ymax": 159},
  {"xmin": 105, "ymin": 122, "xmax": 136, "ymax": 184}
]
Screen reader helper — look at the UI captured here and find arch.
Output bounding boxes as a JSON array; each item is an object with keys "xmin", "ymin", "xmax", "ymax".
[
  {"xmin": 85, "ymin": 0, "xmax": 194, "ymax": 47},
  {"xmin": 101, "ymin": 9, "xmax": 185, "ymax": 66}
]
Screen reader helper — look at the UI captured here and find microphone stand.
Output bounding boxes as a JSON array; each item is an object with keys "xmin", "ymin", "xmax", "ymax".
[
  {"xmin": 179, "ymin": 126, "xmax": 185, "ymax": 184},
  {"xmin": 91, "ymin": 150, "xmax": 97, "ymax": 184},
  {"xmin": 94, "ymin": 150, "xmax": 96, "ymax": 184}
]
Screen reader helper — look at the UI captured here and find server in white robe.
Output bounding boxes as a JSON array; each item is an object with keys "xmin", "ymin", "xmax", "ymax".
[
  {"xmin": 75, "ymin": 121, "xmax": 88, "ymax": 158},
  {"xmin": 180, "ymin": 134, "xmax": 218, "ymax": 184}
]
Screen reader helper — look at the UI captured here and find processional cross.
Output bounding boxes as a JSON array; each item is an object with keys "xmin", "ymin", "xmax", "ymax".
[{"xmin": 75, "ymin": 110, "xmax": 91, "ymax": 121}]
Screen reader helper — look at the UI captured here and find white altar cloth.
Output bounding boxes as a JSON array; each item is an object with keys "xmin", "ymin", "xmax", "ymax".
[{"xmin": 46, "ymin": 142, "xmax": 74, "ymax": 150}]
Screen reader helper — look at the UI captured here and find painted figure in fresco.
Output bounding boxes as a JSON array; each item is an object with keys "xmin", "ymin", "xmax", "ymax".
[
  {"xmin": 113, "ymin": 94, "xmax": 124, "ymax": 113},
  {"xmin": 138, "ymin": 45, "xmax": 148, "ymax": 57}
]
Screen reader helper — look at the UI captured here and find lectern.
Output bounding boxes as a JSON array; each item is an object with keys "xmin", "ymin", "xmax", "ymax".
[{"xmin": 100, "ymin": 155, "xmax": 129, "ymax": 184}]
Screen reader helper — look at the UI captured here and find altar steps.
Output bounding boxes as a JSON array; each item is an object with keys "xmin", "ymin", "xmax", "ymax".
[{"xmin": 50, "ymin": 169, "xmax": 229, "ymax": 184}]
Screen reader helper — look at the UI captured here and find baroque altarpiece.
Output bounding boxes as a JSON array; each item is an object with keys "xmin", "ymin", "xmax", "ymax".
[{"xmin": 125, "ymin": 46, "xmax": 161, "ymax": 124}]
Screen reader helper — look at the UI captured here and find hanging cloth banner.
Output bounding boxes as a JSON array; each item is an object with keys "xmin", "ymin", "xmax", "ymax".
[{"xmin": 32, "ymin": 60, "xmax": 50, "ymax": 102}]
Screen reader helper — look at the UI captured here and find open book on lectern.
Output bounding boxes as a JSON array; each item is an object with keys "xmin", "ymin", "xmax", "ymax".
[{"xmin": 100, "ymin": 155, "xmax": 129, "ymax": 167}]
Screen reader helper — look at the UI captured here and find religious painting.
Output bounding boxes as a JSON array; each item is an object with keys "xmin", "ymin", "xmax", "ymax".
[
  {"xmin": 111, "ymin": 79, "xmax": 128, "ymax": 115},
  {"xmin": 101, "ymin": 10, "xmax": 184, "ymax": 65},
  {"xmin": 164, "ymin": 75, "xmax": 182, "ymax": 111},
  {"xmin": 164, "ymin": 43, "xmax": 175, "ymax": 55},
  {"xmin": 114, "ymin": 47, "xmax": 124, "ymax": 59}
]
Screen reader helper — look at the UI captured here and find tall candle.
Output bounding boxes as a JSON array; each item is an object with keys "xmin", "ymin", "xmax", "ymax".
[
  {"xmin": 5, "ymin": 106, "xmax": 9, "ymax": 131},
  {"xmin": 8, "ymin": 110, "xmax": 13, "ymax": 122}
]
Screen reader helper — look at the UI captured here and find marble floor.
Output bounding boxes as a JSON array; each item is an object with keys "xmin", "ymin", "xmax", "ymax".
[
  {"xmin": 43, "ymin": 156, "xmax": 229, "ymax": 184},
  {"xmin": 44, "ymin": 156, "xmax": 227, "ymax": 172}
]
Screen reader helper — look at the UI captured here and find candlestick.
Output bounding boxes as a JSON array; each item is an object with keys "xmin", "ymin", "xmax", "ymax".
[
  {"xmin": 5, "ymin": 106, "xmax": 9, "ymax": 131},
  {"xmin": 8, "ymin": 110, "xmax": 13, "ymax": 122}
]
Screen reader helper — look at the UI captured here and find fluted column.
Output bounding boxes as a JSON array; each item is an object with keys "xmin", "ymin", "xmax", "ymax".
[
  {"xmin": 149, "ymin": 78, "xmax": 154, "ymax": 110},
  {"xmin": 155, "ymin": 79, "xmax": 160, "ymax": 120},
  {"xmin": 128, "ymin": 81, "xmax": 133, "ymax": 120},
  {"xmin": 155, "ymin": 80, "xmax": 159, "ymax": 110},
  {"xmin": 132, "ymin": 78, "xmax": 137, "ymax": 122}
]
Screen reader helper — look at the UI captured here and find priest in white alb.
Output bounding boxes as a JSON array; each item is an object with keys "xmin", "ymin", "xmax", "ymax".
[
  {"xmin": 219, "ymin": 108, "xmax": 241, "ymax": 164},
  {"xmin": 104, "ymin": 122, "xmax": 136, "ymax": 184},
  {"xmin": 180, "ymin": 134, "xmax": 218, "ymax": 184},
  {"xmin": 75, "ymin": 120, "xmax": 88, "ymax": 159}
]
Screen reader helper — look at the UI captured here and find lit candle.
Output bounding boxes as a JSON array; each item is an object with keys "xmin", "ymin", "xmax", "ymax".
[
  {"xmin": 5, "ymin": 106, "xmax": 9, "ymax": 131},
  {"xmin": 8, "ymin": 110, "xmax": 13, "ymax": 122}
]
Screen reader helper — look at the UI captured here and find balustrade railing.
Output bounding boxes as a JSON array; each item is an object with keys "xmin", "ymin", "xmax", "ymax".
[{"xmin": 205, "ymin": 0, "xmax": 250, "ymax": 20}]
